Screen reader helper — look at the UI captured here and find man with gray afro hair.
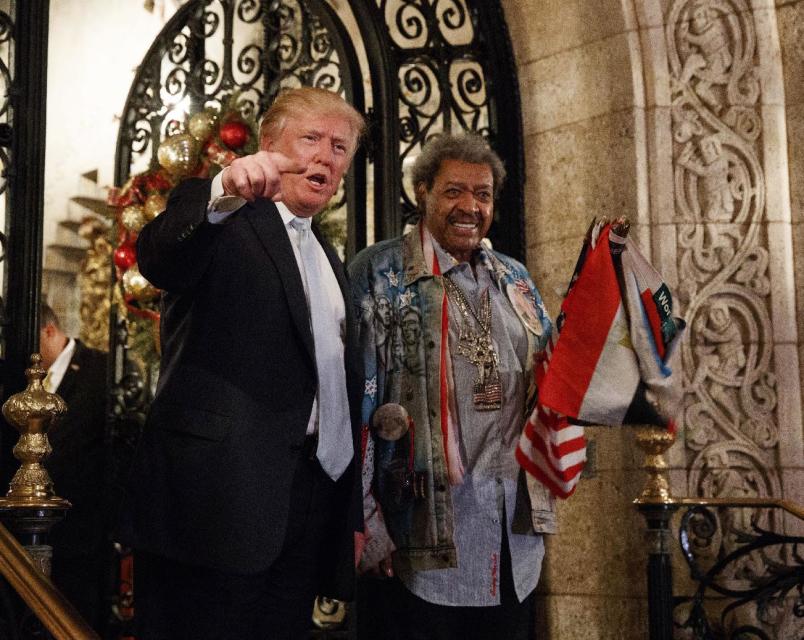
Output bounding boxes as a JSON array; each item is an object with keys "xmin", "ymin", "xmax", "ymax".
[
  {"xmin": 412, "ymin": 132, "xmax": 507, "ymax": 202},
  {"xmin": 350, "ymin": 131, "xmax": 553, "ymax": 639}
]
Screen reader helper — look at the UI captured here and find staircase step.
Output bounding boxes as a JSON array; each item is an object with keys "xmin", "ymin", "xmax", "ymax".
[
  {"xmin": 70, "ymin": 196, "xmax": 116, "ymax": 219},
  {"xmin": 47, "ymin": 244, "xmax": 87, "ymax": 262},
  {"xmin": 54, "ymin": 224, "xmax": 90, "ymax": 248},
  {"xmin": 58, "ymin": 219, "xmax": 83, "ymax": 234},
  {"xmin": 44, "ymin": 249, "xmax": 82, "ymax": 273},
  {"xmin": 42, "ymin": 265, "xmax": 76, "ymax": 277}
]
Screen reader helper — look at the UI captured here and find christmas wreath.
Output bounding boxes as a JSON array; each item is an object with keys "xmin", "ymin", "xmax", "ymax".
[{"xmin": 108, "ymin": 102, "xmax": 258, "ymax": 364}]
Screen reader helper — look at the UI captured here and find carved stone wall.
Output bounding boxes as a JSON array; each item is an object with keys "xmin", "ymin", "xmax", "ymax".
[
  {"xmin": 503, "ymin": 0, "xmax": 802, "ymax": 638},
  {"xmin": 649, "ymin": 0, "xmax": 802, "ymax": 529}
]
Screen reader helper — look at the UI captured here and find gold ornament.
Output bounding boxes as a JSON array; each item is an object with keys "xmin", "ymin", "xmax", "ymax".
[
  {"xmin": 2, "ymin": 355, "xmax": 67, "ymax": 433},
  {"xmin": 122, "ymin": 265, "xmax": 159, "ymax": 301},
  {"xmin": 144, "ymin": 194, "xmax": 167, "ymax": 221},
  {"xmin": 121, "ymin": 205, "xmax": 147, "ymax": 233},
  {"xmin": 633, "ymin": 425, "xmax": 677, "ymax": 504},
  {"xmin": 0, "ymin": 354, "xmax": 69, "ymax": 507},
  {"xmin": 188, "ymin": 109, "xmax": 218, "ymax": 141},
  {"xmin": 157, "ymin": 133, "xmax": 200, "ymax": 177}
]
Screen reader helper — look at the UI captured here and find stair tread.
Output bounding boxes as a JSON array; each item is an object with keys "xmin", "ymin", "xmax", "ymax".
[
  {"xmin": 58, "ymin": 220, "xmax": 83, "ymax": 233},
  {"xmin": 42, "ymin": 266, "xmax": 78, "ymax": 277},
  {"xmin": 47, "ymin": 244, "xmax": 88, "ymax": 259},
  {"xmin": 70, "ymin": 196, "xmax": 116, "ymax": 218}
]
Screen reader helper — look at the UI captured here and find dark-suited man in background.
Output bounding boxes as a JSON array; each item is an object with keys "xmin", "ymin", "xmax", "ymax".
[
  {"xmin": 119, "ymin": 87, "xmax": 366, "ymax": 640},
  {"xmin": 39, "ymin": 303, "xmax": 109, "ymax": 633}
]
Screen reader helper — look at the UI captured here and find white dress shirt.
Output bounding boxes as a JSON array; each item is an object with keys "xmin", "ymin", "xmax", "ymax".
[{"xmin": 45, "ymin": 337, "xmax": 76, "ymax": 393}]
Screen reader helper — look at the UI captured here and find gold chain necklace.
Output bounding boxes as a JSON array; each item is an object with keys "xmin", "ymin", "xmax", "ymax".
[{"xmin": 443, "ymin": 275, "xmax": 502, "ymax": 411}]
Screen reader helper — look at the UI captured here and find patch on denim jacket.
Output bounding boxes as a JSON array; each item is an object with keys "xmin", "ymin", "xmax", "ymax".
[{"xmin": 506, "ymin": 280, "xmax": 544, "ymax": 337}]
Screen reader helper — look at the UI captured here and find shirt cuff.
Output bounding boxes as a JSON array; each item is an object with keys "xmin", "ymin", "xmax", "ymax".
[{"xmin": 207, "ymin": 169, "xmax": 246, "ymax": 224}]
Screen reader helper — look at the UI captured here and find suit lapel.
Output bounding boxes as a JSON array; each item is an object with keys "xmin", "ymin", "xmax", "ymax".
[{"xmin": 245, "ymin": 201, "xmax": 315, "ymax": 366}]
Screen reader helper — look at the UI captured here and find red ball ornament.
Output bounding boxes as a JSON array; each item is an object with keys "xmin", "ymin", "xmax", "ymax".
[
  {"xmin": 114, "ymin": 243, "xmax": 138, "ymax": 271},
  {"xmin": 219, "ymin": 120, "xmax": 250, "ymax": 150}
]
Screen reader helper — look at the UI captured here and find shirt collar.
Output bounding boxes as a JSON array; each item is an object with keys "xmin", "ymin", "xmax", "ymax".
[
  {"xmin": 276, "ymin": 201, "xmax": 298, "ymax": 227},
  {"xmin": 46, "ymin": 337, "xmax": 76, "ymax": 393},
  {"xmin": 431, "ymin": 235, "xmax": 495, "ymax": 278}
]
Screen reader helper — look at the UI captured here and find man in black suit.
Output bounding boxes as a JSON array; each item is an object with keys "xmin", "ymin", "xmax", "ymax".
[
  {"xmin": 39, "ymin": 303, "xmax": 108, "ymax": 633},
  {"xmin": 120, "ymin": 87, "xmax": 366, "ymax": 640}
]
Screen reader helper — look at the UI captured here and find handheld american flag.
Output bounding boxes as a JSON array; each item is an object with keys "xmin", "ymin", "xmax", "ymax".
[{"xmin": 516, "ymin": 220, "xmax": 686, "ymax": 499}]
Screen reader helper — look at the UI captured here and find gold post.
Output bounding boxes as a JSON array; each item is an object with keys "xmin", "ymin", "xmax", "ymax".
[
  {"xmin": 0, "ymin": 353, "xmax": 70, "ymax": 508},
  {"xmin": 633, "ymin": 425, "xmax": 677, "ymax": 505}
]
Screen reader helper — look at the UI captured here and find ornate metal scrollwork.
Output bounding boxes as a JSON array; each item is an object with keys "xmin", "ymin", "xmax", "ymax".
[
  {"xmin": 0, "ymin": 5, "xmax": 13, "ymax": 384},
  {"xmin": 0, "ymin": 4, "xmax": 12, "ymax": 202},
  {"xmin": 116, "ymin": 0, "xmax": 282, "ymax": 181},
  {"xmin": 674, "ymin": 504, "xmax": 804, "ymax": 639},
  {"xmin": 378, "ymin": 0, "xmax": 491, "ymax": 221}
]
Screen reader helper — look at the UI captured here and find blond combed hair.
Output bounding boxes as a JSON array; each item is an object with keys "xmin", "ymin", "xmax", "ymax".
[{"xmin": 259, "ymin": 87, "xmax": 366, "ymax": 154}]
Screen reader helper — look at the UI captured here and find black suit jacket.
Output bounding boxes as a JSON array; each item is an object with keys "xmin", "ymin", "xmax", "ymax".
[
  {"xmin": 48, "ymin": 340, "xmax": 108, "ymax": 558},
  {"xmin": 119, "ymin": 178, "xmax": 363, "ymax": 599}
]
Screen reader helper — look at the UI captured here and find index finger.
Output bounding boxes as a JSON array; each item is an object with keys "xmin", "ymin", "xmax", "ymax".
[{"xmin": 264, "ymin": 151, "xmax": 306, "ymax": 175}]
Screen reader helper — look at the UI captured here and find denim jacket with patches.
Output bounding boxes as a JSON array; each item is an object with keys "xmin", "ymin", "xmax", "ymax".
[{"xmin": 348, "ymin": 223, "xmax": 556, "ymax": 572}]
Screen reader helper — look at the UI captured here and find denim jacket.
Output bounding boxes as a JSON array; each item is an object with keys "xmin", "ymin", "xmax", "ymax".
[{"xmin": 348, "ymin": 223, "xmax": 556, "ymax": 572}]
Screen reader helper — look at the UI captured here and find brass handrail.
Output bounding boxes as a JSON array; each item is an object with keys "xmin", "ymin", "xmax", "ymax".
[
  {"xmin": 672, "ymin": 496, "xmax": 804, "ymax": 521},
  {"xmin": 631, "ymin": 425, "xmax": 804, "ymax": 518},
  {"xmin": 0, "ymin": 521, "xmax": 98, "ymax": 639}
]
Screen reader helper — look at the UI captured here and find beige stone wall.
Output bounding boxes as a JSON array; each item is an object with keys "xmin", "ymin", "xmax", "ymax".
[
  {"xmin": 777, "ymin": 0, "xmax": 804, "ymax": 535},
  {"xmin": 503, "ymin": 0, "xmax": 803, "ymax": 638},
  {"xmin": 503, "ymin": 2, "xmax": 651, "ymax": 637}
]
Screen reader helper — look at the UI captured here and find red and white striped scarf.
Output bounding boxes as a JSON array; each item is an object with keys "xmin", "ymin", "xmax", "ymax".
[{"xmin": 421, "ymin": 224, "xmax": 465, "ymax": 486}]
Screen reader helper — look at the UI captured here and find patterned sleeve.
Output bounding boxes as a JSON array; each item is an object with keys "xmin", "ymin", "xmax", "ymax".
[{"xmin": 348, "ymin": 255, "xmax": 397, "ymax": 570}]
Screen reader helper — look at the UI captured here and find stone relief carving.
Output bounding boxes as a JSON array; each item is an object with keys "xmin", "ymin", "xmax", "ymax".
[
  {"xmin": 666, "ymin": 0, "xmax": 780, "ymax": 501},
  {"xmin": 688, "ymin": 443, "xmax": 783, "ymax": 585}
]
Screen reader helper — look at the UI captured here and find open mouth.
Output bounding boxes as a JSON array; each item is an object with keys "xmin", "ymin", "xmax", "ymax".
[
  {"xmin": 449, "ymin": 216, "xmax": 480, "ymax": 231},
  {"xmin": 307, "ymin": 173, "xmax": 328, "ymax": 187}
]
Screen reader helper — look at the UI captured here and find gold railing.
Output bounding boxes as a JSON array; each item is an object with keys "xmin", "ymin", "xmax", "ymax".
[
  {"xmin": 0, "ymin": 354, "xmax": 99, "ymax": 639},
  {"xmin": 633, "ymin": 424, "xmax": 804, "ymax": 518},
  {"xmin": 0, "ymin": 522, "xmax": 99, "ymax": 639}
]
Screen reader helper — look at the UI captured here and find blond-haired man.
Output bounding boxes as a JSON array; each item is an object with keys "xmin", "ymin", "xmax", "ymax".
[{"xmin": 121, "ymin": 87, "xmax": 366, "ymax": 639}]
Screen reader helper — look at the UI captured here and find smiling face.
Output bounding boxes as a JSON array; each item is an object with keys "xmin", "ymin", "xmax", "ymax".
[
  {"xmin": 262, "ymin": 110, "xmax": 357, "ymax": 217},
  {"xmin": 419, "ymin": 159, "xmax": 494, "ymax": 263}
]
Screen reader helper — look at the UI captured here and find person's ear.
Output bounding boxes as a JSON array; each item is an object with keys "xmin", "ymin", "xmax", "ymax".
[{"xmin": 415, "ymin": 183, "xmax": 427, "ymax": 215}]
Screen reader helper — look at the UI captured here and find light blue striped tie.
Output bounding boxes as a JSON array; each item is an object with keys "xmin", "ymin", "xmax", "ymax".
[{"xmin": 291, "ymin": 217, "xmax": 353, "ymax": 480}]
